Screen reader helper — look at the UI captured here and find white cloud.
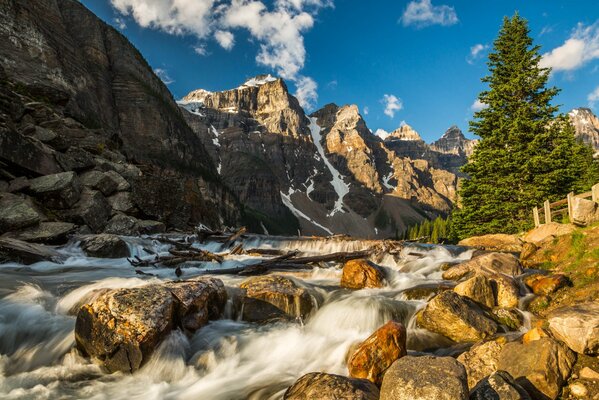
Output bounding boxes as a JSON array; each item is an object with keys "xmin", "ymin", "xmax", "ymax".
[
  {"xmin": 363, "ymin": 106, "xmax": 369, "ymax": 115},
  {"xmin": 382, "ymin": 94, "xmax": 403, "ymax": 118},
  {"xmin": 400, "ymin": 0, "xmax": 458, "ymax": 28},
  {"xmin": 294, "ymin": 76, "xmax": 318, "ymax": 110},
  {"xmin": 113, "ymin": 17, "xmax": 127, "ymax": 30},
  {"xmin": 374, "ymin": 129, "xmax": 390, "ymax": 140},
  {"xmin": 214, "ymin": 30, "xmax": 235, "ymax": 50},
  {"xmin": 539, "ymin": 25, "xmax": 553, "ymax": 37},
  {"xmin": 326, "ymin": 80, "xmax": 338, "ymax": 89},
  {"xmin": 589, "ymin": 86, "xmax": 599, "ymax": 108},
  {"xmin": 154, "ymin": 68, "xmax": 174, "ymax": 84},
  {"xmin": 540, "ymin": 21, "xmax": 599, "ymax": 72},
  {"xmin": 471, "ymin": 99, "xmax": 488, "ymax": 112},
  {"xmin": 466, "ymin": 43, "xmax": 488, "ymax": 64},
  {"xmin": 193, "ymin": 44, "xmax": 208, "ymax": 56}
]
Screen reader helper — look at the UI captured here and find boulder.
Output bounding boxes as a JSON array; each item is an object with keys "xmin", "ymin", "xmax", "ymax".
[
  {"xmin": 56, "ymin": 147, "xmax": 95, "ymax": 171},
  {"xmin": 524, "ymin": 274, "xmax": 569, "ymax": 296},
  {"xmin": 59, "ymin": 189, "xmax": 111, "ymax": 231},
  {"xmin": 103, "ymin": 214, "xmax": 140, "ymax": 236},
  {"xmin": 107, "ymin": 192, "xmax": 136, "ymax": 214},
  {"xmin": 6, "ymin": 222, "xmax": 75, "ymax": 244},
  {"xmin": 348, "ymin": 321, "xmax": 407, "ymax": 385},
  {"xmin": 579, "ymin": 366, "xmax": 599, "ymax": 380},
  {"xmin": 138, "ymin": 220, "xmax": 166, "ymax": 234},
  {"xmin": 490, "ymin": 308, "xmax": 523, "ymax": 330},
  {"xmin": 0, "ymin": 127, "xmax": 62, "ymax": 176},
  {"xmin": 457, "ymin": 339, "xmax": 505, "ymax": 389},
  {"xmin": 239, "ymin": 275, "xmax": 318, "ymax": 322},
  {"xmin": 469, "ymin": 371, "xmax": 531, "ymax": 400},
  {"xmin": 0, "ymin": 193, "xmax": 41, "ymax": 233},
  {"xmin": 401, "ymin": 282, "xmax": 454, "ymax": 300},
  {"xmin": 442, "ymin": 253, "xmax": 522, "ymax": 281},
  {"xmin": 341, "ymin": 259, "xmax": 386, "ymax": 290},
  {"xmin": 104, "ymin": 170, "xmax": 130, "ymax": 191},
  {"xmin": 75, "ymin": 278, "xmax": 226, "ymax": 373},
  {"xmin": 489, "ymin": 274, "xmax": 520, "ymax": 309},
  {"xmin": 454, "ymin": 275, "xmax": 495, "ymax": 308},
  {"xmin": 458, "ymin": 234, "xmax": 523, "ymax": 253},
  {"xmin": 497, "ymin": 337, "xmax": 576, "ymax": 399},
  {"xmin": 547, "ymin": 302, "xmax": 599, "ymax": 355},
  {"xmin": 28, "ymin": 171, "xmax": 81, "ymax": 209},
  {"xmin": 522, "ymin": 327, "xmax": 549, "ymax": 344},
  {"xmin": 284, "ymin": 372, "xmax": 379, "ymax": 400},
  {"xmin": 522, "ymin": 223, "xmax": 576, "ymax": 245},
  {"xmin": 7, "ymin": 176, "xmax": 30, "ymax": 193},
  {"xmin": 417, "ymin": 291, "xmax": 497, "ymax": 343},
  {"xmin": 570, "ymin": 197, "xmax": 599, "ymax": 226},
  {"xmin": 80, "ymin": 170, "xmax": 119, "ymax": 196},
  {"xmin": 81, "ymin": 234, "xmax": 129, "ymax": 258},
  {"xmin": 0, "ymin": 237, "xmax": 64, "ymax": 264},
  {"xmin": 380, "ymin": 355, "xmax": 468, "ymax": 400},
  {"xmin": 519, "ymin": 242, "xmax": 538, "ymax": 264}
]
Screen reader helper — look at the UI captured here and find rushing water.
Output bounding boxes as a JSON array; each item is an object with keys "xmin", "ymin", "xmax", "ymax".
[{"xmin": 0, "ymin": 234, "xmax": 526, "ymax": 399}]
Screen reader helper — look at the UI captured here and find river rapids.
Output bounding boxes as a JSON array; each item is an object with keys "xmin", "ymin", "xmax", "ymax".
[{"xmin": 0, "ymin": 234, "xmax": 530, "ymax": 399}]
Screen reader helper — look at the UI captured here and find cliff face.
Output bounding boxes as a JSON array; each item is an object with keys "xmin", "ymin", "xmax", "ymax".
[
  {"xmin": 0, "ymin": 0, "xmax": 238, "ymax": 230},
  {"xmin": 569, "ymin": 108, "xmax": 599, "ymax": 156}
]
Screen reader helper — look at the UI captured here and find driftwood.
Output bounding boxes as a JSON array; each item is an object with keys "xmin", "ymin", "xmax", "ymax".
[{"xmin": 128, "ymin": 248, "xmax": 224, "ymax": 268}]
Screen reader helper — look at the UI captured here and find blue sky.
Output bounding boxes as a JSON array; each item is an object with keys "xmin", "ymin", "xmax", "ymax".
[{"xmin": 81, "ymin": 0, "xmax": 599, "ymax": 142}]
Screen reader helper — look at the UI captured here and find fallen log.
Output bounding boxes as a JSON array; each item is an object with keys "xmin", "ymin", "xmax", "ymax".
[{"xmin": 224, "ymin": 227, "xmax": 247, "ymax": 247}]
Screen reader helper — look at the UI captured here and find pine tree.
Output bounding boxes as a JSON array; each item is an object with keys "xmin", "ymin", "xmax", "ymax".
[{"xmin": 452, "ymin": 14, "xmax": 598, "ymax": 239}]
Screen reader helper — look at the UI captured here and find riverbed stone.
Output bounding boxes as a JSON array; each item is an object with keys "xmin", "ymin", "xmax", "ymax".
[
  {"xmin": 458, "ymin": 234, "xmax": 523, "ymax": 253},
  {"xmin": 0, "ymin": 237, "xmax": 64, "ymax": 264},
  {"xmin": 80, "ymin": 170, "xmax": 119, "ymax": 196},
  {"xmin": 490, "ymin": 308, "xmax": 523, "ymax": 330},
  {"xmin": 401, "ymin": 282, "xmax": 454, "ymax": 300},
  {"xmin": 524, "ymin": 274, "xmax": 570, "ymax": 296},
  {"xmin": 103, "ymin": 213, "xmax": 139, "ymax": 236},
  {"xmin": 348, "ymin": 321, "xmax": 407, "ymax": 385},
  {"xmin": 138, "ymin": 219, "xmax": 166, "ymax": 234},
  {"xmin": 469, "ymin": 371, "xmax": 531, "ymax": 400},
  {"xmin": 81, "ymin": 234, "xmax": 129, "ymax": 258},
  {"xmin": 380, "ymin": 355, "xmax": 468, "ymax": 400},
  {"xmin": 497, "ymin": 337, "xmax": 576, "ymax": 399},
  {"xmin": 489, "ymin": 274, "xmax": 520, "ymax": 309},
  {"xmin": 417, "ymin": 291, "xmax": 497, "ymax": 342},
  {"xmin": 75, "ymin": 278, "xmax": 226, "ymax": 373},
  {"xmin": 58, "ymin": 189, "xmax": 111, "ymax": 231},
  {"xmin": 239, "ymin": 275, "xmax": 317, "ymax": 322},
  {"xmin": 454, "ymin": 275, "xmax": 495, "ymax": 308},
  {"xmin": 284, "ymin": 372, "xmax": 379, "ymax": 400},
  {"xmin": 547, "ymin": 302, "xmax": 599, "ymax": 355},
  {"xmin": 0, "ymin": 193, "xmax": 41, "ymax": 233},
  {"xmin": 6, "ymin": 221, "xmax": 75, "ymax": 244},
  {"xmin": 341, "ymin": 259, "xmax": 386, "ymax": 290},
  {"xmin": 442, "ymin": 253, "xmax": 522, "ymax": 281},
  {"xmin": 28, "ymin": 171, "xmax": 81, "ymax": 209},
  {"xmin": 457, "ymin": 338, "xmax": 505, "ymax": 389}
]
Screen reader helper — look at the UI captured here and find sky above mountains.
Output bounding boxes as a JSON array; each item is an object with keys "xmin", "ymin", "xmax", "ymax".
[{"xmin": 82, "ymin": 0, "xmax": 599, "ymax": 142}]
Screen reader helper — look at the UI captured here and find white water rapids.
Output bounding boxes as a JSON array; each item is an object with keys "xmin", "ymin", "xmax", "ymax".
[{"xmin": 0, "ymin": 235, "xmax": 527, "ymax": 399}]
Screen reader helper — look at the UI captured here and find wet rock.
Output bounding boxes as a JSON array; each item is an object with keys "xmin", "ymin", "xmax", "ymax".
[
  {"xmin": 522, "ymin": 223, "xmax": 576, "ymax": 245},
  {"xmin": 284, "ymin": 372, "xmax": 379, "ymax": 400},
  {"xmin": 380, "ymin": 355, "xmax": 468, "ymax": 400},
  {"xmin": 0, "ymin": 237, "xmax": 64, "ymax": 264},
  {"xmin": 104, "ymin": 170, "xmax": 130, "ymax": 191},
  {"xmin": 469, "ymin": 371, "xmax": 531, "ymax": 400},
  {"xmin": 497, "ymin": 337, "xmax": 576, "ymax": 399},
  {"xmin": 454, "ymin": 275, "xmax": 495, "ymax": 308},
  {"xmin": 443, "ymin": 253, "xmax": 522, "ymax": 281},
  {"xmin": 458, "ymin": 338, "xmax": 506, "ymax": 389},
  {"xmin": 548, "ymin": 302, "xmax": 599, "ymax": 355},
  {"xmin": 341, "ymin": 259, "xmax": 386, "ymax": 290},
  {"xmin": 75, "ymin": 278, "xmax": 226, "ymax": 373},
  {"xmin": 81, "ymin": 234, "xmax": 129, "ymax": 258},
  {"xmin": 80, "ymin": 170, "xmax": 119, "ymax": 196},
  {"xmin": 458, "ymin": 234, "xmax": 523, "ymax": 253},
  {"xmin": 490, "ymin": 308, "xmax": 523, "ymax": 330},
  {"xmin": 348, "ymin": 321, "xmax": 407, "ymax": 385},
  {"xmin": 417, "ymin": 291, "xmax": 497, "ymax": 342},
  {"xmin": 28, "ymin": 171, "xmax": 81, "ymax": 209},
  {"xmin": 6, "ymin": 222, "xmax": 75, "ymax": 244},
  {"xmin": 524, "ymin": 274, "xmax": 570, "ymax": 296},
  {"xmin": 103, "ymin": 214, "xmax": 139, "ymax": 236},
  {"xmin": 239, "ymin": 275, "xmax": 318, "ymax": 322},
  {"xmin": 107, "ymin": 192, "xmax": 135, "ymax": 214},
  {"xmin": 0, "ymin": 193, "xmax": 41, "ymax": 233},
  {"xmin": 401, "ymin": 282, "xmax": 454, "ymax": 300},
  {"xmin": 138, "ymin": 220, "xmax": 166, "ymax": 234},
  {"xmin": 58, "ymin": 189, "xmax": 111, "ymax": 231}
]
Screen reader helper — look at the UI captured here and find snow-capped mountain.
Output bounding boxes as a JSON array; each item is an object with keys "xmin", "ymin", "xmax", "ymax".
[{"xmin": 569, "ymin": 108, "xmax": 599, "ymax": 156}]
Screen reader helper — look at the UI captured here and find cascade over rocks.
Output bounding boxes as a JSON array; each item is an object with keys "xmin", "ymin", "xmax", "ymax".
[
  {"xmin": 341, "ymin": 259, "xmax": 386, "ymax": 290},
  {"xmin": 284, "ymin": 372, "xmax": 380, "ymax": 400},
  {"xmin": 347, "ymin": 321, "xmax": 407, "ymax": 385},
  {"xmin": 75, "ymin": 278, "xmax": 227, "ymax": 373}
]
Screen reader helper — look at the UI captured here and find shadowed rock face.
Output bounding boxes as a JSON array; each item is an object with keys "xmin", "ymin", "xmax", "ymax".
[{"xmin": 569, "ymin": 108, "xmax": 599, "ymax": 156}]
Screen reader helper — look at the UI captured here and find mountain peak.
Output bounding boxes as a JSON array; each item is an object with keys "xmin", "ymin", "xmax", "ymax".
[
  {"xmin": 239, "ymin": 74, "xmax": 279, "ymax": 89},
  {"xmin": 388, "ymin": 124, "xmax": 423, "ymax": 141},
  {"xmin": 441, "ymin": 125, "xmax": 465, "ymax": 139}
]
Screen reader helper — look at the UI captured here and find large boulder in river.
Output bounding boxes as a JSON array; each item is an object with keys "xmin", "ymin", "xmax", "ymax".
[
  {"xmin": 75, "ymin": 278, "xmax": 226, "ymax": 373},
  {"xmin": 0, "ymin": 237, "xmax": 65, "ymax": 264},
  {"xmin": 348, "ymin": 321, "xmax": 407, "ymax": 385},
  {"xmin": 497, "ymin": 337, "xmax": 576, "ymax": 399},
  {"xmin": 341, "ymin": 259, "xmax": 386, "ymax": 290},
  {"xmin": 454, "ymin": 275, "xmax": 495, "ymax": 308},
  {"xmin": 380, "ymin": 355, "xmax": 469, "ymax": 400},
  {"xmin": 6, "ymin": 221, "xmax": 75, "ymax": 244},
  {"xmin": 81, "ymin": 234, "xmax": 129, "ymax": 258},
  {"xmin": 28, "ymin": 171, "xmax": 81, "ymax": 209},
  {"xmin": 0, "ymin": 193, "xmax": 41, "ymax": 233},
  {"xmin": 469, "ymin": 371, "xmax": 531, "ymax": 400},
  {"xmin": 442, "ymin": 253, "xmax": 522, "ymax": 281},
  {"xmin": 458, "ymin": 234, "xmax": 523, "ymax": 253},
  {"xmin": 284, "ymin": 372, "xmax": 379, "ymax": 400},
  {"xmin": 239, "ymin": 275, "xmax": 318, "ymax": 322},
  {"xmin": 416, "ymin": 291, "xmax": 497, "ymax": 342},
  {"xmin": 547, "ymin": 302, "xmax": 599, "ymax": 355}
]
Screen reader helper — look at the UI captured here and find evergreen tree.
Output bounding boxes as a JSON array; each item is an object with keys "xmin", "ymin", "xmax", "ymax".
[{"xmin": 452, "ymin": 14, "xmax": 598, "ymax": 239}]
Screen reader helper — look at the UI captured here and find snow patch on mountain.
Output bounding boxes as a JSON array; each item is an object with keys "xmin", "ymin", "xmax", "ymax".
[
  {"xmin": 280, "ymin": 189, "xmax": 333, "ymax": 235},
  {"xmin": 240, "ymin": 74, "xmax": 278, "ymax": 89}
]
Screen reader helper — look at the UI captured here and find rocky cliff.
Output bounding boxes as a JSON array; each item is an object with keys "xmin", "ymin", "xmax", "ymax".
[
  {"xmin": 569, "ymin": 108, "xmax": 599, "ymax": 156},
  {"xmin": 0, "ymin": 0, "xmax": 239, "ymax": 237}
]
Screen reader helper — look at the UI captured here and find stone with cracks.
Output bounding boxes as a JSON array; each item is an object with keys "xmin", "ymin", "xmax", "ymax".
[
  {"xmin": 341, "ymin": 259, "xmax": 386, "ymax": 290},
  {"xmin": 284, "ymin": 372, "xmax": 379, "ymax": 400}
]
